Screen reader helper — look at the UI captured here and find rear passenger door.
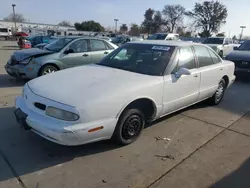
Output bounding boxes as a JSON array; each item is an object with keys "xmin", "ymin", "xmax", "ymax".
[
  {"xmin": 193, "ymin": 45, "xmax": 224, "ymax": 101},
  {"xmin": 89, "ymin": 39, "xmax": 113, "ymax": 64}
]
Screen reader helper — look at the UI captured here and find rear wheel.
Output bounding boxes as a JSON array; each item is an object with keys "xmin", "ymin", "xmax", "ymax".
[
  {"xmin": 39, "ymin": 65, "xmax": 58, "ymax": 76},
  {"xmin": 112, "ymin": 108, "xmax": 145, "ymax": 145},
  {"xmin": 208, "ymin": 78, "xmax": 226, "ymax": 105}
]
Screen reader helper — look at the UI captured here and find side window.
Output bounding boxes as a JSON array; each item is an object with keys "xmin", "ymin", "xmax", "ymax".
[
  {"xmin": 224, "ymin": 38, "xmax": 229, "ymax": 45},
  {"xmin": 90, "ymin": 40, "xmax": 107, "ymax": 51},
  {"xmin": 208, "ymin": 48, "xmax": 222, "ymax": 64},
  {"xmin": 193, "ymin": 46, "xmax": 214, "ymax": 68},
  {"xmin": 178, "ymin": 47, "xmax": 196, "ymax": 70},
  {"xmin": 229, "ymin": 38, "xmax": 233, "ymax": 44},
  {"xmin": 69, "ymin": 39, "xmax": 88, "ymax": 53}
]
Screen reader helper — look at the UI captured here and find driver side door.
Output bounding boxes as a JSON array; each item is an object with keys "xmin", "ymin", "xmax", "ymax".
[
  {"xmin": 162, "ymin": 46, "xmax": 200, "ymax": 115},
  {"xmin": 60, "ymin": 39, "xmax": 92, "ymax": 68}
]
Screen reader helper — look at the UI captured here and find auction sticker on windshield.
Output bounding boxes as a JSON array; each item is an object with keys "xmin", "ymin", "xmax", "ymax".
[{"xmin": 152, "ymin": 46, "xmax": 170, "ymax": 51}]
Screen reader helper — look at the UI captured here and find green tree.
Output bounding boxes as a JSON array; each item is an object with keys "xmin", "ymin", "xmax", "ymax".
[
  {"xmin": 186, "ymin": 1, "xmax": 228, "ymax": 37},
  {"xmin": 120, "ymin": 24, "xmax": 128, "ymax": 33},
  {"xmin": 3, "ymin": 13, "xmax": 25, "ymax": 22},
  {"xmin": 162, "ymin": 4, "xmax": 186, "ymax": 33},
  {"xmin": 74, "ymin": 21, "xmax": 104, "ymax": 32},
  {"xmin": 128, "ymin": 24, "xmax": 140, "ymax": 36},
  {"xmin": 58, "ymin": 20, "xmax": 71, "ymax": 27},
  {"xmin": 216, "ymin": 32, "xmax": 225, "ymax": 37},
  {"xmin": 141, "ymin": 8, "xmax": 164, "ymax": 33}
]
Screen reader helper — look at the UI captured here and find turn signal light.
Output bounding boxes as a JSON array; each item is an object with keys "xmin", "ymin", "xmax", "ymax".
[{"xmin": 88, "ymin": 126, "xmax": 104, "ymax": 133}]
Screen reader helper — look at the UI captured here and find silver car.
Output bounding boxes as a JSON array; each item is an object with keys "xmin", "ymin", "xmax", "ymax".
[{"xmin": 5, "ymin": 36, "xmax": 118, "ymax": 79}]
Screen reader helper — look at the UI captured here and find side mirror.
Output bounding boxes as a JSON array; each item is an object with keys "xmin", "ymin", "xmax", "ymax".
[
  {"xmin": 64, "ymin": 49, "xmax": 74, "ymax": 54},
  {"xmin": 233, "ymin": 46, "xmax": 238, "ymax": 50},
  {"xmin": 175, "ymin": 67, "xmax": 191, "ymax": 78}
]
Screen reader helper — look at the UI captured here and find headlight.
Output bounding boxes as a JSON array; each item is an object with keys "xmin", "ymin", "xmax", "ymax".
[
  {"xmin": 20, "ymin": 58, "xmax": 32, "ymax": 65},
  {"xmin": 45, "ymin": 106, "xmax": 79, "ymax": 121}
]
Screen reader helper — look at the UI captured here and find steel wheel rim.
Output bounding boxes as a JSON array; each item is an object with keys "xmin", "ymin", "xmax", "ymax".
[
  {"xmin": 122, "ymin": 114, "xmax": 142, "ymax": 140},
  {"xmin": 43, "ymin": 67, "xmax": 57, "ymax": 75},
  {"xmin": 215, "ymin": 82, "xmax": 224, "ymax": 102}
]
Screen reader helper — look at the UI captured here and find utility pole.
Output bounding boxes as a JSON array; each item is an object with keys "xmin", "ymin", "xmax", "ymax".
[
  {"xmin": 12, "ymin": 4, "xmax": 17, "ymax": 32},
  {"xmin": 114, "ymin": 19, "xmax": 119, "ymax": 34},
  {"xmin": 239, "ymin": 26, "xmax": 246, "ymax": 41}
]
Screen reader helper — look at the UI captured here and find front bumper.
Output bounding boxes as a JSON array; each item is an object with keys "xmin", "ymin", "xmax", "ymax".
[
  {"xmin": 15, "ymin": 96, "xmax": 117, "ymax": 146},
  {"xmin": 235, "ymin": 67, "xmax": 250, "ymax": 73},
  {"xmin": 228, "ymin": 75, "xmax": 236, "ymax": 88},
  {"xmin": 5, "ymin": 63, "xmax": 40, "ymax": 79}
]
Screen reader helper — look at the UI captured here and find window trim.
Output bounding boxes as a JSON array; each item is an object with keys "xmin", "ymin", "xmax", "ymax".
[{"xmin": 89, "ymin": 39, "xmax": 108, "ymax": 52}]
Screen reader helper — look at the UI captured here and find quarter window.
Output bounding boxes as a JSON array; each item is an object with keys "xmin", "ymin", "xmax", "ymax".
[
  {"xmin": 193, "ymin": 46, "xmax": 214, "ymax": 67},
  {"xmin": 208, "ymin": 49, "xmax": 221, "ymax": 64},
  {"xmin": 90, "ymin": 40, "xmax": 107, "ymax": 51},
  {"xmin": 178, "ymin": 47, "xmax": 196, "ymax": 69}
]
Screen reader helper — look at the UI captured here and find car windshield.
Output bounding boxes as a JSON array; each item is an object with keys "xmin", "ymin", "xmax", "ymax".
[
  {"xmin": 97, "ymin": 43, "xmax": 175, "ymax": 76},
  {"xmin": 44, "ymin": 38, "xmax": 73, "ymax": 52},
  {"xmin": 148, "ymin": 34, "xmax": 167, "ymax": 40},
  {"xmin": 238, "ymin": 41, "xmax": 250, "ymax": 51},
  {"xmin": 203, "ymin": 38, "xmax": 224, "ymax": 44}
]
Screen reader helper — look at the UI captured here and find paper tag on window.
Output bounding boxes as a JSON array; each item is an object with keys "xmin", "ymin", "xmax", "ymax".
[{"xmin": 152, "ymin": 46, "xmax": 170, "ymax": 51}]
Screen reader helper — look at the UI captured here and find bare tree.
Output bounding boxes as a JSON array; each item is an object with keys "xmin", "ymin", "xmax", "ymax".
[
  {"xmin": 162, "ymin": 4, "xmax": 186, "ymax": 33},
  {"xmin": 3, "ymin": 13, "xmax": 26, "ymax": 22}
]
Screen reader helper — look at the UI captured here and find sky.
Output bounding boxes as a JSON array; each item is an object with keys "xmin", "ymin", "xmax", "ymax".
[{"xmin": 0, "ymin": 0, "xmax": 250, "ymax": 36}]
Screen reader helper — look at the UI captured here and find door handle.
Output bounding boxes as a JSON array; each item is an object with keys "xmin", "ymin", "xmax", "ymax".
[
  {"xmin": 104, "ymin": 51, "xmax": 109, "ymax": 54},
  {"xmin": 82, "ymin": 54, "xmax": 89, "ymax": 57},
  {"xmin": 193, "ymin": 74, "xmax": 199, "ymax": 78}
]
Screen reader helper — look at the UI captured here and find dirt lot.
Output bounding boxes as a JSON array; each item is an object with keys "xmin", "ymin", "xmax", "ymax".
[{"xmin": 1, "ymin": 40, "xmax": 250, "ymax": 188}]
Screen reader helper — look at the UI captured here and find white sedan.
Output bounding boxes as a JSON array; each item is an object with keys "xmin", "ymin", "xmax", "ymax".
[{"xmin": 14, "ymin": 40, "xmax": 236, "ymax": 146}]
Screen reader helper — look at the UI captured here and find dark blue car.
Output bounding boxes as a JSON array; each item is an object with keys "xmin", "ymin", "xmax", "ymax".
[
  {"xmin": 225, "ymin": 40, "xmax": 250, "ymax": 74},
  {"xmin": 26, "ymin": 35, "xmax": 56, "ymax": 47}
]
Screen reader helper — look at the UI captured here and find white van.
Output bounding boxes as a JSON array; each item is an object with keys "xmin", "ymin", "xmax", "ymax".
[{"xmin": 0, "ymin": 28, "xmax": 12, "ymax": 40}]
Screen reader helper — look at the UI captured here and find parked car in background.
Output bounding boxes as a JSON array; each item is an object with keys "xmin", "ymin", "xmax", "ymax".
[
  {"xmin": 203, "ymin": 37, "xmax": 240, "ymax": 58},
  {"xmin": 225, "ymin": 40, "xmax": 250, "ymax": 73},
  {"xmin": 147, "ymin": 33, "xmax": 180, "ymax": 41},
  {"xmin": 25, "ymin": 35, "xmax": 55, "ymax": 47},
  {"xmin": 5, "ymin": 36, "xmax": 118, "ymax": 79},
  {"xmin": 14, "ymin": 40, "xmax": 235, "ymax": 146},
  {"xmin": 34, "ymin": 37, "xmax": 60, "ymax": 49}
]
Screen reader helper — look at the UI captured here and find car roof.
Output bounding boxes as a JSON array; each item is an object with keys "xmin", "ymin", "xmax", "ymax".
[{"xmin": 129, "ymin": 40, "xmax": 206, "ymax": 47}]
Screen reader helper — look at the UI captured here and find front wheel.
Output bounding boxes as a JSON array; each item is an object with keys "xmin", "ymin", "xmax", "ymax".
[
  {"xmin": 39, "ymin": 65, "xmax": 58, "ymax": 76},
  {"xmin": 208, "ymin": 78, "xmax": 226, "ymax": 105},
  {"xmin": 112, "ymin": 108, "xmax": 145, "ymax": 145}
]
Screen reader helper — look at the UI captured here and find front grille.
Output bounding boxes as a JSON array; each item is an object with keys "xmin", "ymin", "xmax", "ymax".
[
  {"xmin": 234, "ymin": 61, "xmax": 250, "ymax": 69},
  {"xmin": 34, "ymin": 102, "xmax": 46, "ymax": 111}
]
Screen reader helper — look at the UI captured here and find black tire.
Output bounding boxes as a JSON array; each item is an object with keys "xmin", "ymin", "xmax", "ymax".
[
  {"xmin": 112, "ymin": 108, "xmax": 145, "ymax": 145},
  {"xmin": 208, "ymin": 78, "xmax": 226, "ymax": 105},
  {"xmin": 39, "ymin": 65, "xmax": 58, "ymax": 76},
  {"xmin": 219, "ymin": 51, "xmax": 223, "ymax": 58}
]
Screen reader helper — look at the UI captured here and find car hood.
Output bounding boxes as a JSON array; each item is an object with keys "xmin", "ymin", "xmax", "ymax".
[
  {"xmin": 27, "ymin": 64, "xmax": 160, "ymax": 108},
  {"xmin": 13, "ymin": 48, "xmax": 54, "ymax": 61},
  {"xmin": 226, "ymin": 51, "xmax": 250, "ymax": 61}
]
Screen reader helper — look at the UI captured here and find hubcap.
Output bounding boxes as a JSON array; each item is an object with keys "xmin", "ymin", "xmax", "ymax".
[
  {"xmin": 122, "ymin": 114, "xmax": 142, "ymax": 140},
  {"xmin": 43, "ymin": 68, "xmax": 57, "ymax": 75},
  {"xmin": 215, "ymin": 82, "xmax": 224, "ymax": 102}
]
